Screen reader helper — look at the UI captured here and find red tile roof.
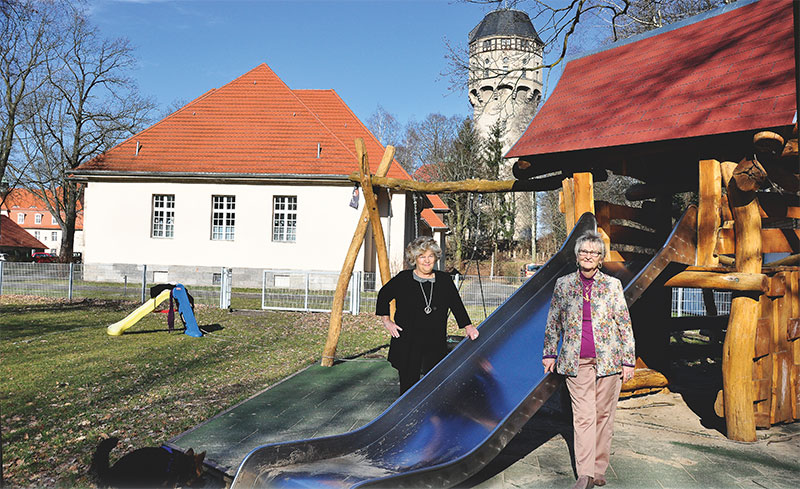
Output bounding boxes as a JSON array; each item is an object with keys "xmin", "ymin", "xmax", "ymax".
[
  {"xmin": 421, "ymin": 208, "xmax": 447, "ymax": 230},
  {"xmin": 1, "ymin": 188, "xmax": 84, "ymax": 230},
  {"xmin": 76, "ymin": 64, "xmax": 409, "ymax": 180},
  {"xmin": 425, "ymin": 194, "xmax": 449, "ymax": 212},
  {"xmin": 507, "ymin": 0, "xmax": 796, "ymax": 160},
  {"xmin": 0, "ymin": 215, "xmax": 47, "ymax": 250}
]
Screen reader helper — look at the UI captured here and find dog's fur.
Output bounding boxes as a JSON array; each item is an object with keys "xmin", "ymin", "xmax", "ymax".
[{"xmin": 90, "ymin": 437, "xmax": 206, "ymax": 488}]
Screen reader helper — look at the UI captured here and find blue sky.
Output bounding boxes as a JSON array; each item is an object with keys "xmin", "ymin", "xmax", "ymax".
[{"xmin": 87, "ymin": 0, "xmax": 566, "ymax": 129}]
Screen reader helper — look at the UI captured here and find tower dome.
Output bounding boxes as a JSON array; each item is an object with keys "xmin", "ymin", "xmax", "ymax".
[{"xmin": 468, "ymin": 9, "xmax": 544, "ymax": 156}]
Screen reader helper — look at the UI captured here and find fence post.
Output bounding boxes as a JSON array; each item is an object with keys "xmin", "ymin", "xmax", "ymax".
[
  {"xmin": 677, "ymin": 288, "xmax": 683, "ymax": 317},
  {"xmin": 68, "ymin": 263, "xmax": 74, "ymax": 301},
  {"xmin": 353, "ymin": 271, "xmax": 361, "ymax": 315},
  {"xmin": 141, "ymin": 264, "xmax": 147, "ymax": 303},
  {"xmin": 219, "ymin": 267, "xmax": 232, "ymax": 309},
  {"xmin": 0, "ymin": 260, "xmax": 4, "ymax": 295}
]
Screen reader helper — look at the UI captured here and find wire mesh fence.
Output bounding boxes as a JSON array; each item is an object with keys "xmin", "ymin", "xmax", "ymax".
[
  {"xmin": 671, "ymin": 287, "xmax": 732, "ymax": 317},
  {"xmin": 0, "ymin": 262, "xmax": 732, "ymax": 322}
]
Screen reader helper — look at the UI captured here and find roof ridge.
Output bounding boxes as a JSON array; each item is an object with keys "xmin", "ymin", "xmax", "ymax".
[
  {"xmin": 287, "ymin": 88, "xmax": 359, "ymax": 165},
  {"xmin": 320, "ymin": 89, "xmax": 412, "ymax": 180}
]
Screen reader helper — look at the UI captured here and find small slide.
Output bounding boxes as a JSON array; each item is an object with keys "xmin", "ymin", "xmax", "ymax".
[
  {"xmin": 107, "ymin": 289, "xmax": 172, "ymax": 336},
  {"xmin": 232, "ymin": 207, "xmax": 697, "ymax": 488},
  {"xmin": 107, "ymin": 283, "xmax": 203, "ymax": 337}
]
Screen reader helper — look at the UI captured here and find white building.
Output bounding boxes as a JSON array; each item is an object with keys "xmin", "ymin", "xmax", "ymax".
[{"xmin": 73, "ymin": 64, "xmax": 436, "ymax": 287}]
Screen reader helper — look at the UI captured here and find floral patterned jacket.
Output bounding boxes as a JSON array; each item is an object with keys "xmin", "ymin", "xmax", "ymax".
[{"xmin": 543, "ymin": 270, "xmax": 635, "ymax": 377}]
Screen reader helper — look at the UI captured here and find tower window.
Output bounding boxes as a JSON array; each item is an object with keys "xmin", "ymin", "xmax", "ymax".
[
  {"xmin": 483, "ymin": 40, "xmax": 491, "ymax": 50},
  {"xmin": 501, "ymin": 38, "xmax": 511, "ymax": 48},
  {"xmin": 502, "ymin": 57, "xmax": 509, "ymax": 72},
  {"xmin": 484, "ymin": 58, "xmax": 490, "ymax": 78}
]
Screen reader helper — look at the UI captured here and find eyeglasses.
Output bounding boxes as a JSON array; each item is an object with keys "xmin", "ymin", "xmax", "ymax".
[{"xmin": 578, "ymin": 249, "xmax": 602, "ymax": 257}]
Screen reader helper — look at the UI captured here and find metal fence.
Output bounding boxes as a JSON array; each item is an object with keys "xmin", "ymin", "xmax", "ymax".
[
  {"xmin": 0, "ymin": 262, "xmax": 732, "ymax": 322},
  {"xmin": 671, "ymin": 287, "xmax": 732, "ymax": 317}
]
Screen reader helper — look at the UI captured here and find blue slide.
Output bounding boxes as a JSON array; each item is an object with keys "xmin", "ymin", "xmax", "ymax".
[
  {"xmin": 173, "ymin": 283, "xmax": 203, "ymax": 337},
  {"xmin": 232, "ymin": 208, "xmax": 697, "ymax": 488}
]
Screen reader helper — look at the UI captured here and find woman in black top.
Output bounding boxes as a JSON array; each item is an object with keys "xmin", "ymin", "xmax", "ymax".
[{"xmin": 376, "ymin": 236, "xmax": 479, "ymax": 394}]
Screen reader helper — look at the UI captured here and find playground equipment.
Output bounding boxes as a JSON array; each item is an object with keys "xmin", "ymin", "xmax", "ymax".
[{"xmin": 107, "ymin": 283, "xmax": 202, "ymax": 337}]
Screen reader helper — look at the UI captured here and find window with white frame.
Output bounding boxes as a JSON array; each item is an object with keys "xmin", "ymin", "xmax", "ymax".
[
  {"xmin": 17, "ymin": 213, "xmax": 24, "ymax": 224},
  {"xmin": 34, "ymin": 230, "xmax": 41, "ymax": 240},
  {"xmin": 211, "ymin": 195, "xmax": 235, "ymax": 240},
  {"xmin": 51, "ymin": 231, "xmax": 58, "ymax": 241},
  {"xmin": 272, "ymin": 196, "xmax": 297, "ymax": 242},
  {"xmin": 51, "ymin": 215, "xmax": 58, "ymax": 225},
  {"xmin": 35, "ymin": 214, "xmax": 42, "ymax": 224},
  {"xmin": 152, "ymin": 194, "xmax": 175, "ymax": 238}
]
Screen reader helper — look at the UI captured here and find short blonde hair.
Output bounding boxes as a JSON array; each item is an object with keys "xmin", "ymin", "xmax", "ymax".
[{"xmin": 405, "ymin": 236, "xmax": 441, "ymax": 268}]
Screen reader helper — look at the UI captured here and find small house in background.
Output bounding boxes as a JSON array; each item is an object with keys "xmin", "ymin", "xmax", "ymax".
[
  {"xmin": 0, "ymin": 188, "xmax": 84, "ymax": 256},
  {"xmin": 0, "ymin": 215, "xmax": 47, "ymax": 261},
  {"xmin": 73, "ymin": 63, "xmax": 444, "ymax": 286}
]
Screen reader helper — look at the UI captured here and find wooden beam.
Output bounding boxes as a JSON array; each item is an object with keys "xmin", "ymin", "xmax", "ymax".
[
  {"xmin": 664, "ymin": 271, "xmax": 768, "ymax": 293},
  {"xmin": 764, "ymin": 253, "xmax": 800, "ymax": 267},
  {"xmin": 345, "ymin": 169, "xmax": 609, "ymax": 194},
  {"xmin": 698, "ymin": 159, "xmax": 721, "ymax": 267},
  {"xmin": 322, "ymin": 142, "xmax": 395, "ymax": 367},
  {"xmin": 720, "ymin": 160, "xmax": 762, "ymax": 442}
]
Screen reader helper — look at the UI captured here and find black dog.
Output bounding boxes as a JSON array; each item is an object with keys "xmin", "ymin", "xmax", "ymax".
[{"xmin": 90, "ymin": 437, "xmax": 206, "ymax": 488}]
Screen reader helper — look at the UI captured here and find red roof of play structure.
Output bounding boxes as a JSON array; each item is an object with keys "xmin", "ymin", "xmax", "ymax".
[
  {"xmin": 76, "ymin": 64, "xmax": 411, "ymax": 180},
  {"xmin": 506, "ymin": 0, "xmax": 796, "ymax": 160}
]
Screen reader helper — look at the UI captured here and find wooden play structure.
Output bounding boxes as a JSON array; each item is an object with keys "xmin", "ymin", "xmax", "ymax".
[
  {"xmin": 553, "ymin": 125, "xmax": 799, "ymax": 442},
  {"xmin": 322, "ymin": 0, "xmax": 798, "ymax": 444}
]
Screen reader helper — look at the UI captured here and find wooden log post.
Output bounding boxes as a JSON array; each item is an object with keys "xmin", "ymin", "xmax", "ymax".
[
  {"xmin": 355, "ymin": 139, "xmax": 392, "ymax": 292},
  {"xmin": 698, "ymin": 160, "xmax": 721, "ymax": 267},
  {"xmin": 321, "ymin": 142, "xmax": 395, "ymax": 367},
  {"xmin": 720, "ymin": 160, "xmax": 763, "ymax": 441},
  {"xmin": 572, "ymin": 172, "xmax": 595, "ymax": 220},
  {"xmin": 562, "ymin": 177, "xmax": 575, "ymax": 232}
]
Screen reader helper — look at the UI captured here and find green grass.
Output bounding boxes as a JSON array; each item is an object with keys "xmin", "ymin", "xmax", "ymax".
[{"xmin": 0, "ymin": 295, "xmax": 396, "ymax": 488}]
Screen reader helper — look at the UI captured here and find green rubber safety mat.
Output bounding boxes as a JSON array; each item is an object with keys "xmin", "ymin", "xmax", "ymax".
[{"xmin": 168, "ymin": 360, "xmax": 398, "ymax": 476}]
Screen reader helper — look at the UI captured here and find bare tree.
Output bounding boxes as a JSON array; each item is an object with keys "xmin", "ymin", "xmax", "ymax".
[
  {"xmin": 0, "ymin": 0, "xmax": 57, "ymax": 192},
  {"xmin": 366, "ymin": 104, "xmax": 401, "ymax": 148},
  {"xmin": 14, "ymin": 3, "xmax": 154, "ymax": 260}
]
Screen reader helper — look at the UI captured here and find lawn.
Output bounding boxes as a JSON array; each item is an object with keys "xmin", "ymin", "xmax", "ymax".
[{"xmin": 0, "ymin": 295, "xmax": 396, "ymax": 487}]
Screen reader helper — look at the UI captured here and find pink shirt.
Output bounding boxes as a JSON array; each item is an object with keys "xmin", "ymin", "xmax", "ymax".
[{"xmin": 579, "ymin": 273, "xmax": 596, "ymax": 358}]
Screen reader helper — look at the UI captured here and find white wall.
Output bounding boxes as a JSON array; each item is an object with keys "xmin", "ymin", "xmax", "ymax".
[{"xmin": 83, "ymin": 180, "xmax": 407, "ymax": 273}]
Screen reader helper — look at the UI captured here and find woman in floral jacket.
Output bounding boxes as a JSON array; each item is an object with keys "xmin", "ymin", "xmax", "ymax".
[{"xmin": 543, "ymin": 230, "xmax": 635, "ymax": 489}]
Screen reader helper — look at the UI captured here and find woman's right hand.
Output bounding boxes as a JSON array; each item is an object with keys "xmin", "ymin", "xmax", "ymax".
[
  {"xmin": 542, "ymin": 357, "xmax": 555, "ymax": 373},
  {"xmin": 381, "ymin": 316, "xmax": 402, "ymax": 338}
]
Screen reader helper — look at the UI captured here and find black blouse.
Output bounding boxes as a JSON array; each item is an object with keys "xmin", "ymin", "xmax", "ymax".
[{"xmin": 376, "ymin": 270, "xmax": 472, "ymax": 368}]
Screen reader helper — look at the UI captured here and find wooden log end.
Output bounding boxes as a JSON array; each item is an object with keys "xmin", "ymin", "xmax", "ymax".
[
  {"xmin": 753, "ymin": 131, "xmax": 785, "ymax": 154},
  {"xmin": 781, "ymin": 138, "xmax": 798, "ymax": 159}
]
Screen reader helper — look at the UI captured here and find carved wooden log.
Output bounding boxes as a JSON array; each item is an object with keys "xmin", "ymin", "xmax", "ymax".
[
  {"xmin": 620, "ymin": 368, "xmax": 669, "ymax": 393},
  {"xmin": 664, "ymin": 271, "xmax": 768, "ymax": 293},
  {"xmin": 720, "ymin": 161, "xmax": 762, "ymax": 442},
  {"xmin": 698, "ymin": 160, "xmax": 721, "ymax": 266},
  {"xmin": 322, "ymin": 143, "xmax": 395, "ymax": 367},
  {"xmin": 733, "ymin": 157, "xmax": 768, "ymax": 193}
]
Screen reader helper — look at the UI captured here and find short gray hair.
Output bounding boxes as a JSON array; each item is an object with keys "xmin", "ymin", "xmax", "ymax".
[
  {"xmin": 574, "ymin": 230, "xmax": 606, "ymax": 259},
  {"xmin": 405, "ymin": 236, "xmax": 441, "ymax": 268}
]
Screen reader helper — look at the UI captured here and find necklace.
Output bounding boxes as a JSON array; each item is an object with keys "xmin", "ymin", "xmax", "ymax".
[
  {"xmin": 419, "ymin": 282, "xmax": 434, "ymax": 314},
  {"xmin": 580, "ymin": 274, "xmax": 592, "ymax": 302}
]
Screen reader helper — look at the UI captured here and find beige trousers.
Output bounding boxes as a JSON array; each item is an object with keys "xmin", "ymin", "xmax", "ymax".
[{"xmin": 565, "ymin": 357, "xmax": 622, "ymax": 478}]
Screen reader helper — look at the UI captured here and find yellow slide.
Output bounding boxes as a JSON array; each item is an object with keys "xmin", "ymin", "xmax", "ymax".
[{"xmin": 107, "ymin": 289, "xmax": 172, "ymax": 336}]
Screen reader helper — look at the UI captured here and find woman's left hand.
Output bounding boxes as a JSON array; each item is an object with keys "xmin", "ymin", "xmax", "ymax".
[
  {"xmin": 622, "ymin": 365, "xmax": 635, "ymax": 382},
  {"xmin": 464, "ymin": 325, "xmax": 479, "ymax": 341}
]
